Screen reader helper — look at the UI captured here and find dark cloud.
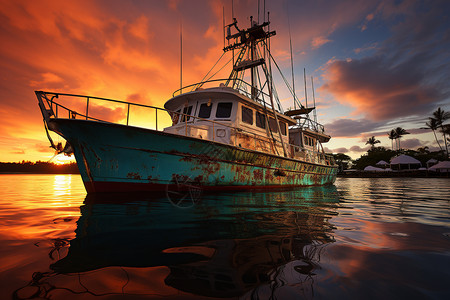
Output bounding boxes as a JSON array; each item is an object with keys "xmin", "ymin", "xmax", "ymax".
[
  {"xmin": 400, "ymin": 138, "xmax": 426, "ymax": 150},
  {"xmin": 322, "ymin": 0, "xmax": 450, "ymax": 121},
  {"xmin": 349, "ymin": 145, "xmax": 369, "ymax": 153},
  {"xmin": 325, "ymin": 145, "xmax": 369, "ymax": 154},
  {"xmin": 332, "ymin": 147, "xmax": 350, "ymax": 154},
  {"xmin": 324, "ymin": 118, "xmax": 382, "ymax": 137}
]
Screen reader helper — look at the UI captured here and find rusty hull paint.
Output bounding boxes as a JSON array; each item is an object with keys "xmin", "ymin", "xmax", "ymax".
[{"xmin": 49, "ymin": 119, "xmax": 337, "ymax": 193}]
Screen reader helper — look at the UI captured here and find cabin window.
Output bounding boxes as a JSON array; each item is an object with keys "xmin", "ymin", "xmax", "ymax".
[
  {"xmin": 216, "ymin": 102, "xmax": 233, "ymax": 118},
  {"xmin": 256, "ymin": 111, "xmax": 266, "ymax": 129},
  {"xmin": 198, "ymin": 103, "xmax": 212, "ymax": 119},
  {"xmin": 269, "ymin": 117, "xmax": 278, "ymax": 132},
  {"xmin": 241, "ymin": 106, "xmax": 253, "ymax": 125},
  {"xmin": 181, "ymin": 105, "xmax": 193, "ymax": 122},
  {"xmin": 279, "ymin": 121, "xmax": 287, "ymax": 135},
  {"xmin": 304, "ymin": 136, "xmax": 315, "ymax": 146}
]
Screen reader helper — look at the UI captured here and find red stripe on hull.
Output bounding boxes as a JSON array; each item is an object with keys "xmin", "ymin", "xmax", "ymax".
[{"xmin": 84, "ymin": 180, "xmax": 333, "ymax": 194}]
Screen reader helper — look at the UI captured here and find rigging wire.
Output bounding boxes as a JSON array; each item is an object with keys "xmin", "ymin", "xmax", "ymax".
[
  {"xmin": 197, "ymin": 52, "xmax": 227, "ymax": 86},
  {"xmin": 258, "ymin": 42, "xmax": 288, "ymax": 156},
  {"xmin": 255, "ymin": 45, "xmax": 281, "ymax": 112},
  {"xmin": 255, "ymin": 62, "xmax": 282, "ymax": 155},
  {"xmin": 204, "ymin": 55, "xmax": 233, "ymax": 83},
  {"xmin": 262, "ymin": 41, "xmax": 303, "ymax": 110},
  {"xmin": 255, "ymin": 65, "xmax": 269, "ymax": 107}
]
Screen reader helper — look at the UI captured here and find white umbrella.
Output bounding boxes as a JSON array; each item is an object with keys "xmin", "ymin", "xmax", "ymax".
[
  {"xmin": 376, "ymin": 160, "xmax": 389, "ymax": 166},
  {"xmin": 390, "ymin": 154, "xmax": 421, "ymax": 170},
  {"xmin": 364, "ymin": 166, "xmax": 384, "ymax": 172}
]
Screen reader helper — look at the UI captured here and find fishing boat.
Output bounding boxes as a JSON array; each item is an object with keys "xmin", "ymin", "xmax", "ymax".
[{"xmin": 36, "ymin": 16, "xmax": 337, "ymax": 194}]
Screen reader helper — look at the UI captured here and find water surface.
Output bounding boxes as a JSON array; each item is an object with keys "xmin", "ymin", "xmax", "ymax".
[{"xmin": 0, "ymin": 175, "xmax": 449, "ymax": 299}]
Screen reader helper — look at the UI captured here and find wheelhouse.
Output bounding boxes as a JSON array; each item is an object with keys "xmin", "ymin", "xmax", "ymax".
[{"xmin": 163, "ymin": 86, "xmax": 294, "ymax": 156}]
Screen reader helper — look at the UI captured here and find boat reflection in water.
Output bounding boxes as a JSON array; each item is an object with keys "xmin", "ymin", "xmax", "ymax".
[{"xmin": 23, "ymin": 186, "xmax": 339, "ymax": 299}]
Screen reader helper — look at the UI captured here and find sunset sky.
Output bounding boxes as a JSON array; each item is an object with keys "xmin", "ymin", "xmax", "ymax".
[{"xmin": 1, "ymin": 0, "xmax": 449, "ymax": 163}]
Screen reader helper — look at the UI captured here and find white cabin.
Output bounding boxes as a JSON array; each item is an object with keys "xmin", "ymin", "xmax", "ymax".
[{"xmin": 163, "ymin": 86, "xmax": 331, "ymax": 160}]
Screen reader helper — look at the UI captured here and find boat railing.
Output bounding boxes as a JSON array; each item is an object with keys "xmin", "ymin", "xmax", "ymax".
[
  {"xmin": 291, "ymin": 116, "xmax": 325, "ymax": 134},
  {"xmin": 36, "ymin": 91, "xmax": 334, "ymax": 167},
  {"xmin": 171, "ymin": 78, "xmax": 274, "ymax": 109},
  {"xmin": 36, "ymin": 90, "xmax": 173, "ymax": 130},
  {"xmin": 229, "ymin": 128, "xmax": 335, "ymax": 165},
  {"xmin": 289, "ymin": 144, "xmax": 335, "ymax": 166}
]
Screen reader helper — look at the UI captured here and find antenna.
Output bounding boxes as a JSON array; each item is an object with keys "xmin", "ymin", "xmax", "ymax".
[
  {"xmin": 311, "ymin": 76, "xmax": 317, "ymax": 125},
  {"xmin": 264, "ymin": 0, "xmax": 266, "ymax": 22},
  {"xmin": 258, "ymin": 0, "xmax": 260, "ymax": 24},
  {"xmin": 267, "ymin": 11, "xmax": 270, "ymax": 52},
  {"xmin": 288, "ymin": 12, "xmax": 295, "ymax": 109},
  {"xmin": 231, "ymin": 0, "xmax": 234, "ymax": 19},
  {"xmin": 223, "ymin": 6, "xmax": 225, "ymax": 49},
  {"xmin": 180, "ymin": 20, "xmax": 183, "ymax": 92},
  {"xmin": 231, "ymin": 0, "xmax": 234, "ymax": 66},
  {"xmin": 304, "ymin": 68, "xmax": 308, "ymax": 110}
]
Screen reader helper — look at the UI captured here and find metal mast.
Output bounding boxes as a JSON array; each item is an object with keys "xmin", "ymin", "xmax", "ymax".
[{"xmin": 223, "ymin": 16, "xmax": 288, "ymax": 157}]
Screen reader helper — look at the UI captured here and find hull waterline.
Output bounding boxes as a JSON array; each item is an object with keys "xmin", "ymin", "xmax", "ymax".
[{"xmin": 49, "ymin": 119, "xmax": 337, "ymax": 193}]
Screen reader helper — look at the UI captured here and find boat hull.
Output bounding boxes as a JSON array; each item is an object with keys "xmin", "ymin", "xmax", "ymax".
[{"xmin": 49, "ymin": 119, "xmax": 337, "ymax": 193}]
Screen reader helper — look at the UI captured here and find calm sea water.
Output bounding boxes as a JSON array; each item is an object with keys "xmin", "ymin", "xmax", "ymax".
[{"xmin": 0, "ymin": 174, "xmax": 449, "ymax": 299}]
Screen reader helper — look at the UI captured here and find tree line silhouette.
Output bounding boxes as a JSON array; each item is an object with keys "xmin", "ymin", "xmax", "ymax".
[
  {"xmin": 364, "ymin": 107, "xmax": 449, "ymax": 154},
  {"xmin": 0, "ymin": 161, "xmax": 79, "ymax": 174},
  {"xmin": 335, "ymin": 107, "xmax": 450, "ymax": 171}
]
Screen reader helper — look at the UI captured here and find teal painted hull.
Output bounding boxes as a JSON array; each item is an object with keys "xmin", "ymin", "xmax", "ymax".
[{"xmin": 49, "ymin": 119, "xmax": 337, "ymax": 193}]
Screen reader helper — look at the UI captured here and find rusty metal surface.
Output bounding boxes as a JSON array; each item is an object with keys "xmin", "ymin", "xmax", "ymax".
[{"xmin": 49, "ymin": 119, "xmax": 337, "ymax": 193}]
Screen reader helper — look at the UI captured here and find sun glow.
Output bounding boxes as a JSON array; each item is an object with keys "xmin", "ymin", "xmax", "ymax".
[
  {"xmin": 53, "ymin": 175, "xmax": 72, "ymax": 196},
  {"xmin": 52, "ymin": 154, "xmax": 76, "ymax": 165}
]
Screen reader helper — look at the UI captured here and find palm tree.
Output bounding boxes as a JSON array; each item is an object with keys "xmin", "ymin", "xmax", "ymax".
[
  {"xmin": 365, "ymin": 136, "xmax": 380, "ymax": 149},
  {"xmin": 433, "ymin": 107, "xmax": 450, "ymax": 156},
  {"xmin": 388, "ymin": 130, "xmax": 397, "ymax": 150},
  {"xmin": 443, "ymin": 124, "xmax": 450, "ymax": 136},
  {"xmin": 425, "ymin": 117, "xmax": 442, "ymax": 151},
  {"xmin": 442, "ymin": 124, "xmax": 450, "ymax": 156},
  {"xmin": 417, "ymin": 146, "xmax": 429, "ymax": 154},
  {"xmin": 394, "ymin": 127, "xmax": 409, "ymax": 150},
  {"xmin": 333, "ymin": 153, "xmax": 352, "ymax": 172}
]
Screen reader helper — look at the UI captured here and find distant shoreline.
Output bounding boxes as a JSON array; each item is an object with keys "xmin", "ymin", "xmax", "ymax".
[
  {"xmin": 338, "ymin": 170, "xmax": 449, "ymax": 178},
  {"xmin": 0, "ymin": 162, "xmax": 80, "ymax": 174},
  {"xmin": 0, "ymin": 172, "xmax": 80, "ymax": 175}
]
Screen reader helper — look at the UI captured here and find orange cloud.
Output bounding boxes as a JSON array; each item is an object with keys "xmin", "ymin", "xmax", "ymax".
[
  {"xmin": 321, "ymin": 56, "xmax": 442, "ymax": 121},
  {"xmin": 0, "ymin": 0, "xmax": 234, "ymax": 162},
  {"xmin": 311, "ymin": 36, "xmax": 332, "ymax": 49},
  {"xmin": 128, "ymin": 15, "xmax": 152, "ymax": 41}
]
